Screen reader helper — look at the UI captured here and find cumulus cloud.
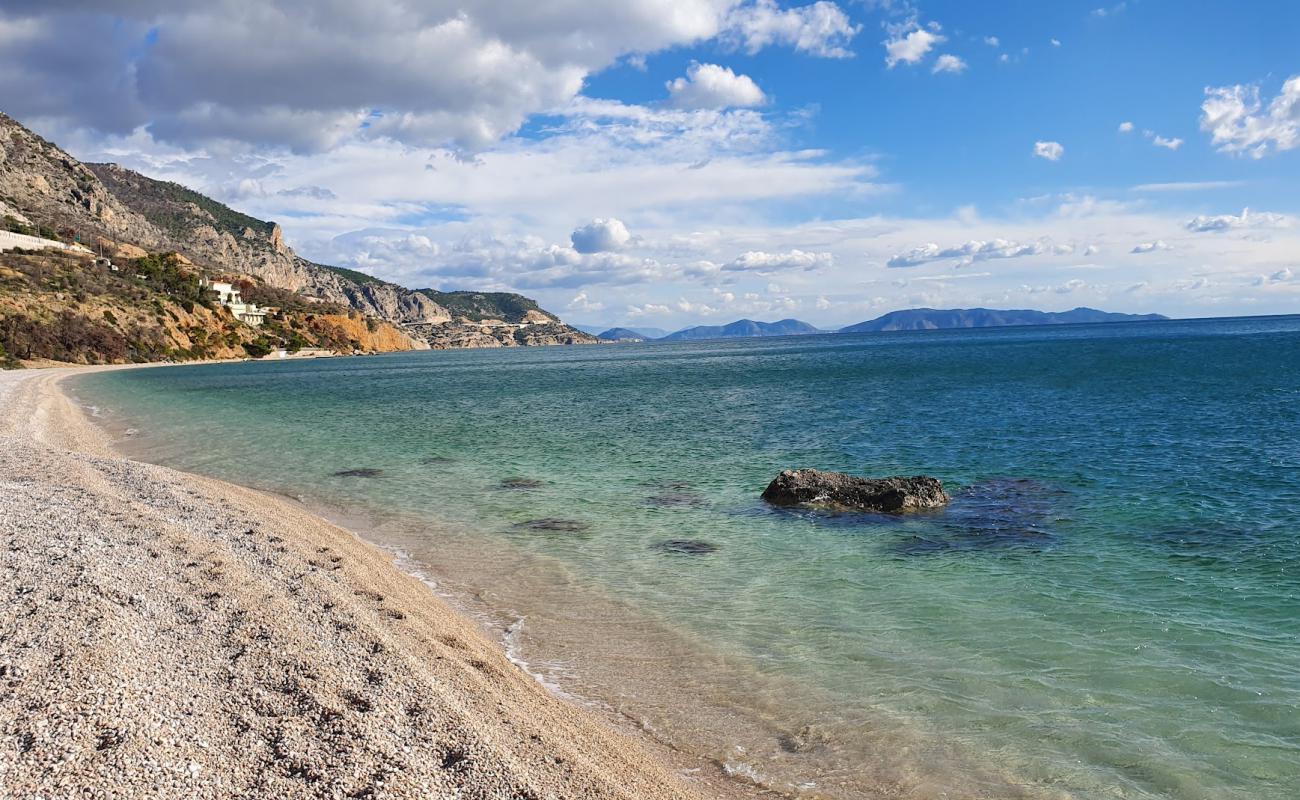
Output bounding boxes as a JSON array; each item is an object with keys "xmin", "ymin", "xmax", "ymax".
[
  {"xmin": 1200, "ymin": 75, "xmax": 1300, "ymax": 158},
  {"xmin": 1184, "ymin": 207, "xmax": 1290, "ymax": 232},
  {"xmin": 0, "ymin": 1, "xmax": 857, "ymax": 152},
  {"xmin": 1033, "ymin": 140, "xmax": 1064, "ymax": 161},
  {"xmin": 1257, "ymin": 267, "xmax": 1293, "ymax": 284},
  {"xmin": 1131, "ymin": 240, "xmax": 1173, "ymax": 254},
  {"xmin": 571, "ymin": 218, "xmax": 632, "ymax": 253},
  {"xmin": 931, "ymin": 54, "xmax": 967, "ymax": 74},
  {"xmin": 884, "ymin": 21, "xmax": 944, "ymax": 68},
  {"xmin": 667, "ymin": 63, "xmax": 766, "ymax": 109},
  {"xmin": 567, "ymin": 291, "xmax": 605, "ymax": 313},
  {"xmin": 887, "ymin": 238, "xmax": 1060, "ymax": 268},
  {"xmin": 1118, "ymin": 121, "xmax": 1134, "ymax": 133},
  {"xmin": 724, "ymin": 249, "xmax": 833, "ymax": 273},
  {"xmin": 1143, "ymin": 130, "xmax": 1184, "ymax": 150},
  {"xmin": 984, "ymin": 36, "xmax": 1000, "ymax": 47},
  {"xmin": 1051, "ymin": 37, "xmax": 1062, "ymax": 47},
  {"xmin": 725, "ymin": 0, "xmax": 861, "ymax": 58}
]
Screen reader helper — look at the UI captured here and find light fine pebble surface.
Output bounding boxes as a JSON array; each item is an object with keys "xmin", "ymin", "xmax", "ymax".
[{"xmin": 0, "ymin": 368, "xmax": 742, "ymax": 799}]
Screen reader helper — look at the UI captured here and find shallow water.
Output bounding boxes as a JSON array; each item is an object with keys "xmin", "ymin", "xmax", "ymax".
[{"xmin": 74, "ymin": 316, "xmax": 1300, "ymax": 798}]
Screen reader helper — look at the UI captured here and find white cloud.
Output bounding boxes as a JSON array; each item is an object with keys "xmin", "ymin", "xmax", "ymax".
[
  {"xmin": 725, "ymin": 249, "xmax": 833, "ymax": 273},
  {"xmin": 1200, "ymin": 75, "xmax": 1300, "ymax": 158},
  {"xmin": 1130, "ymin": 180, "xmax": 1244, "ymax": 192},
  {"xmin": 1118, "ymin": 121, "xmax": 1134, "ymax": 133},
  {"xmin": 571, "ymin": 218, "xmax": 632, "ymax": 253},
  {"xmin": 567, "ymin": 291, "xmax": 605, "ymax": 313},
  {"xmin": 725, "ymin": 0, "xmax": 861, "ymax": 59},
  {"xmin": 983, "ymin": 36, "xmax": 1000, "ymax": 47},
  {"xmin": 1050, "ymin": 38, "xmax": 1062, "ymax": 47},
  {"xmin": 1185, "ymin": 208, "xmax": 1291, "ymax": 233},
  {"xmin": 1033, "ymin": 140, "xmax": 1064, "ymax": 161},
  {"xmin": 1143, "ymin": 130, "xmax": 1184, "ymax": 150},
  {"xmin": 0, "ymin": 1, "xmax": 862, "ymax": 153},
  {"xmin": 931, "ymin": 54, "xmax": 967, "ymax": 74},
  {"xmin": 884, "ymin": 21, "xmax": 944, "ymax": 68},
  {"xmin": 667, "ymin": 62, "xmax": 766, "ymax": 109},
  {"xmin": 887, "ymin": 238, "xmax": 1059, "ymax": 268},
  {"xmin": 1092, "ymin": 3, "xmax": 1127, "ymax": 18},
  {"xmin": 1131, "ymin": 240, "xmax": 1173, "ymax": 254}
]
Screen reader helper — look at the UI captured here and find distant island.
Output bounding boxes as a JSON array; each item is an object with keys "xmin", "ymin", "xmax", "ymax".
[
  {"xmin": 839, "ymin": 307, "xmax": 1169, "ymax": 333},
  {"xmin": 658, "ymin": 319, "xmax": 822, "ymax": 341},
  {"xmin": 596, "ymin": 307, "xmax": 1169, "ymax": 343},
  {"xmin": 597, "ymin": 327, "xmax": 655, "ymax": 341}
]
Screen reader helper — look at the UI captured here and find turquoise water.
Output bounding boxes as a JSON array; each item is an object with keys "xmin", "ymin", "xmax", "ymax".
[{"xmin": 74, "ymin": 316, "xmax": 1300, "ymax": 799}]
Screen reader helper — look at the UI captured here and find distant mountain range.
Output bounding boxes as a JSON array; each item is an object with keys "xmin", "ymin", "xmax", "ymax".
[
  {"xmin": 839, "ymin": 307, "xmax": 1168, "ymax": 333},
  {"xmin": 592, "ymin": 307, "xmax": 1168, "ymax": 343},
  {"xmin": 659, "ymin": 318, "xmax": 822, "ymax": 341}
]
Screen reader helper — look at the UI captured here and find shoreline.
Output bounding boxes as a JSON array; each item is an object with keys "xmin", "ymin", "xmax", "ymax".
[{"xmin": 0, "ymin": 365, "xmax": 754, "ymax": 798}]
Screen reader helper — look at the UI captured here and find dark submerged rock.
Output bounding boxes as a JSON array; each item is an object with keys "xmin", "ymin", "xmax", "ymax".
[
  {"xmin": 511, "ymin": 518, "xmax": 591, "ymax": 533},
  {"xmin": 651, "ymin": 539, "xmax": 718, "ymax": 555},
  {"xmin": 499, "ymin": 477, "xmax": 544, "ymax": 490},
  {"xmin": 891, "ymin": 477, "xmax": 1067, "ymax": 556},
  {"xmin": 762, "ymin": 469, "xmax": 949, "ymax": 513},
  {"xmin": 419, "ymin": 455, "xmax": 455, "ymax": 465},
  {"xmin": 332, "ymin": 468, "xmax": 384, "ymax": 478}
]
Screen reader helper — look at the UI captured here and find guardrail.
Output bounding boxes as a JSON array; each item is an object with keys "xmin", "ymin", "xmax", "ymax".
[{"xmin": 0, "ymin": 230, "xmax": 93, "ymax": 253}]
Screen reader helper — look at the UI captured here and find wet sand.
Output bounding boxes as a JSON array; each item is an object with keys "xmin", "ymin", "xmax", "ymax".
[{"xmin": 0, "ymin": 367, "xmax": 751, "ymax": 799}]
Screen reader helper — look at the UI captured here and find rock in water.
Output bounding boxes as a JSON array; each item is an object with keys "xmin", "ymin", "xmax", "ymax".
[
  {"xmin": 761, "ymin": 469, "xmax": 949, "ymax": 512},
  {"xmin": 332, "ymin": 468, "xmax": 384, "ymax": 478}
]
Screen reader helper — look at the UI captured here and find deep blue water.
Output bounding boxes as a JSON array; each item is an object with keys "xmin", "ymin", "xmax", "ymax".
[{"xmin": 74, "ymin": 315, "xmax": 1300, "ymax": 799}]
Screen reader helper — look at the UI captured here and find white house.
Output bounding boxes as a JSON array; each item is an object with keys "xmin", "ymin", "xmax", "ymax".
[{"xmin": 201, "ymin": 278, "xmax": 267, "ymax": 326}]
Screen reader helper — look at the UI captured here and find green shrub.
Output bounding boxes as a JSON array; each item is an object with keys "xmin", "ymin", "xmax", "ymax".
[{"xmin": 242, "ymin": 338, "xmax": 274, "ymax": 358}]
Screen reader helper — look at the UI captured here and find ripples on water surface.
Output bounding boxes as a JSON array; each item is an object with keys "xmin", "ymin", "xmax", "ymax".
[{"xmin": 75, "ymin": 316, "xmax": 1300, "ymax": 799}]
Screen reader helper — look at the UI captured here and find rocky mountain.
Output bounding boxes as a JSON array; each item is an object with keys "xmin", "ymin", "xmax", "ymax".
[
  {"xmin": 660, "ymin": 318, "xmax": 822, "ymax": 341},
  {"xmin": 597, "ymin": 327, "xmax": 652, "ymax": 341},
  {"xmin": 840, "ymin": 307, "xmax": 1169, "ymax": 333},
  {"xmin": 86, "ymin": 163, "xmax": 449, "ymax": 324},
  {"xmin": 0, "ymin": 111, "xmax": 594, "ymax": 351}
]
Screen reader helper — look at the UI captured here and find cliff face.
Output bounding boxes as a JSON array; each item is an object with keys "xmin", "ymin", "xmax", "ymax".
[
  {"xmin": 408, "ymin": 321, "xmax": 600, "ymax": 350},
  {"xmin": 0, "ymin": 115, "xmax": 166, "ymax": 250},
  {"xmin": 0, "ymin": 111, "xmax": 593, "ymax": 351},
  {"xmin": 85, "ymin": 162, "xmax": 450, "ymax": 324}
]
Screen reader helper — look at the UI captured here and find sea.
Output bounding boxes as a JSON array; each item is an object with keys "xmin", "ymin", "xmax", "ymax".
[{"xmin": 71, "ymin": 315, "xmax": 1300, "ymax": 799}]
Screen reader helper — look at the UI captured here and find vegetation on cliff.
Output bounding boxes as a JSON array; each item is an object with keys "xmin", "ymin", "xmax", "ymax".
[
  {"xmin": 416, "ymin": 289, "xmax": 556, "ymax": 323},
  {"xmin": 0, "ymin": 248, "xmax": 416, "ymax": 365}
]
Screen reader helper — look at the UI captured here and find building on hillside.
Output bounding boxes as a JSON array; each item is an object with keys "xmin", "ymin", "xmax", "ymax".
[{"xmin": 201, "ymin": 278, "xmax": 267, "ymax": 326}]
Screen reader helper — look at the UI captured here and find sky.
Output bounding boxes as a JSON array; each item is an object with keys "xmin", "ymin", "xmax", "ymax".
[{"xmin": 3, "ymin": 0, "xmax": 1298, "ymax": 329}]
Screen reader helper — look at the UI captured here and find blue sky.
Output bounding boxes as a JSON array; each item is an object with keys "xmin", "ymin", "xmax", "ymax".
[{"xmin": 3, "ymin": 1, "xmax": 1298, "ymax": 327}]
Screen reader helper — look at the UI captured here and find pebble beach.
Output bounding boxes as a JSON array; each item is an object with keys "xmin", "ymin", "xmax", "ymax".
[{"xmin": 0, "ymin": 367, "xmax": 739, "ymax": 799}]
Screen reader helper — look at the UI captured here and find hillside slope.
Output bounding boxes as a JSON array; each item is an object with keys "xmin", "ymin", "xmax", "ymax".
[{"xmin": 0, "ymin": 249, "xmax": 419, "ymax": 366}]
